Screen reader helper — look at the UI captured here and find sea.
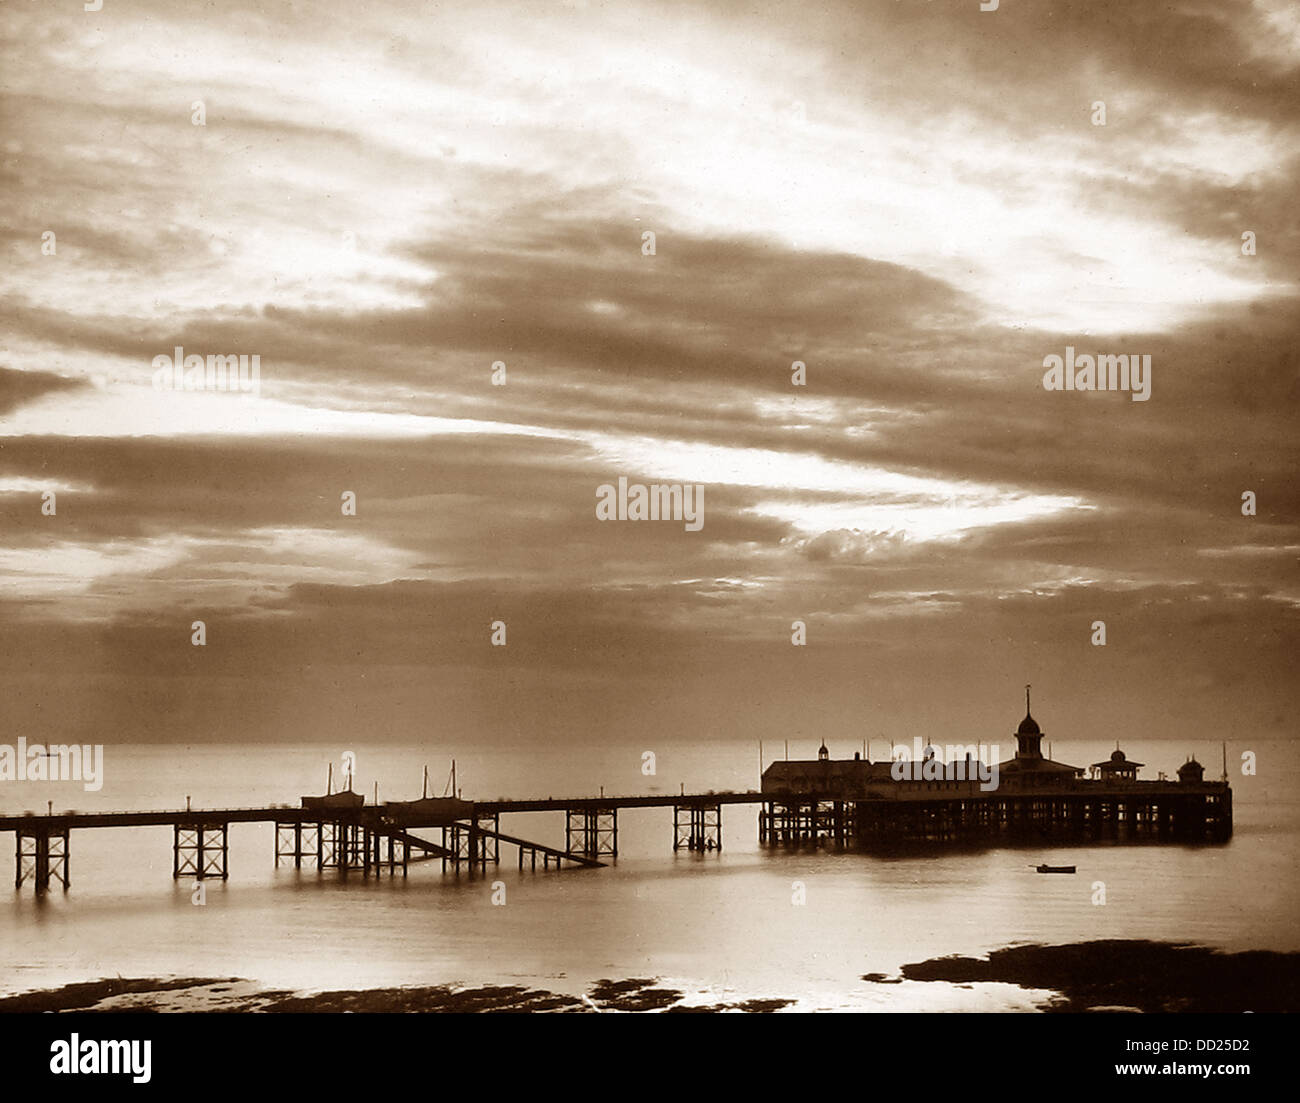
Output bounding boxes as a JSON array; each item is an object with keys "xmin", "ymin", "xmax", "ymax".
[{"xmin": 2, "ymin": 737, "xmax": 1296, "ymax": 1011}]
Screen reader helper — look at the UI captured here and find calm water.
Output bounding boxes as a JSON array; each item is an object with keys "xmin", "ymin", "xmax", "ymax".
[{"xmin": 2, "ymin": 738, "xmax": 1296, "ymax": 1011}]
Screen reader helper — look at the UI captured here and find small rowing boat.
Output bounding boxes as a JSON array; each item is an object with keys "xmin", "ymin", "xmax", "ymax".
[{"xmin": 1036, "ymin": 863, "xmax": 1076, "ymax": 874}]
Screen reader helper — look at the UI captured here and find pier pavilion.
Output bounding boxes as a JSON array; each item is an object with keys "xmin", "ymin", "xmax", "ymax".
[{"xmin": 759, "ymin": 689, "xmax": 1232, "ymax": 848}]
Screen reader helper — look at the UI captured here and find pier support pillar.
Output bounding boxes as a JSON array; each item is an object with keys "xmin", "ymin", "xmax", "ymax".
[
  {"xmin": 565, "ymin": 808, "xmax": 617, "ymax": 859},
  {"xmin": 320, "ymin": 820, "xmax": 340, "ymax": 869},
  {"xmin": 760, "ymin": 800, "xmax": 841, "ymax": 848},
  {"xmin": 442, "ymin": 823, "xmax": 475, "ymax": 874},
  {"xmin": 173, "ymin": 822, "xmax": 228, "ymax": 880},
  {"xmin": 318, "ymin": 819, "xmax": 368, "ymax": 873},
  {"xmin": 15, "ymin": 827, "xmax": 69, "ymax": 892},
  {"xmin": 437, "ymin": 819, "xmax": 498, "ymax": 874},
  {"xmin": 383, "ymin": 832, "xmax": 408, "ymax": 877},
  {"xmin": 673, "ymin": 804, "xmax": 722, "ymax": 852},
  {"xmin": 275, "ymin": 820, "xmax": 320, "ymax": 869},
  {"xmin": 475, "ymin": 812, "xmax": 500, "ymax": 866}
]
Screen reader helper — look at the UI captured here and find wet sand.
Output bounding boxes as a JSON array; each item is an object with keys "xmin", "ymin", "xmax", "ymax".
[
  {"xmin": 4, "ymin": 941, "xmax": 1296, "ymax": 1012},
  {"xmin": 894, "ymin": 940, "xmax": 1300, "ymax": 1013},
  {"xmin": 0, "ymin": 975, "xmax": 791, "ymax": 1013}
]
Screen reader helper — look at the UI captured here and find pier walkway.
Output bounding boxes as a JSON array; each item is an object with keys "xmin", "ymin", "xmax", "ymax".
[{"xmin": 0, "ymin": 790, "xmax": 763, "ymax": 891}]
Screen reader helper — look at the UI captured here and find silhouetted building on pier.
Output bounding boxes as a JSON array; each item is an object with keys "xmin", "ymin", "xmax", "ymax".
[{"xmin": 759, "ymin": 688, "xmax": 1232, "ymax": 848}]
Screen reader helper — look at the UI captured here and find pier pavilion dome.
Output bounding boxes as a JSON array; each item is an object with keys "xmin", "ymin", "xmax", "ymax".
[
  {"xmin": 1089, "ymin": 747, "xmax": 1143, "ymax": 782},
  {"xmin": 1013, "ymin": 686, "xmax": 1043, "ymax": 760},
  {"xmin": 1002, "ymin": 686, "xmax": 1084, "ymax": 786}
]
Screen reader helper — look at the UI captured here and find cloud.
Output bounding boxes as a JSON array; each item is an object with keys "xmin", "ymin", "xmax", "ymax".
[
  {"xmin": 0, "ymin": 0, "xmax": 1295, "ymax": 751},
  {"xmin": 0, "ymin": 367, "xmax": 87, "ymax": 415}
]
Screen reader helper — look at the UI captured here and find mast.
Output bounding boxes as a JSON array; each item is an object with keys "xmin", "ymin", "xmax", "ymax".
[
  {"xmin": 423, "ymin": 765, "xmax": 428, "ymax": 799},
  {"xmin": 327, "ymin": 761, "xmax": 333, "ymax": 795}
]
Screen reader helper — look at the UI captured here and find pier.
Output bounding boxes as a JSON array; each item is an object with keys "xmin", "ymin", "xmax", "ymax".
[
  {"xmin": 1, "ymin": 696, "xmax": 1232, "ymax": 893},
  {"xmin": 760, "ymin": 691, "xmax": 1233, "ymax": 849},
  {"xmin": 1, "ymin": 792, "xmax": 743, "ymax": 892}
]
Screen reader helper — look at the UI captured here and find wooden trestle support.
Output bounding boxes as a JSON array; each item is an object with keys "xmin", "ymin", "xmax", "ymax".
[
  {"xmin": 274, "ymin": 820, "xmax": 322, "ymax": 869},
  {"xmin": 274, "ymin": 819, "xmax": 418, "ymax": 877},
  {"xmin": 758, "ymin": 789, "xmax": 1233, "ymax": 849},
  {"xmin": 15, "ymin": 826, "xmax": 70, "ymax": 891},
  {"xmin": 173, "ymin": 822, "xmax": 229, "ymax": 880},
  {"xmin": 440, "ymin": 813, "xmax": 500, "ymax": 874},
  {"xmin": 673, "ymin": 804, "xmax": 722, "ymax": 851},
  {"xmin": 758, "ymin": 800, "xmax": 851, "ymax": 848},
  {"xmin": 565, "ymin": 807, "xmax": 618, "ymax": 859}
]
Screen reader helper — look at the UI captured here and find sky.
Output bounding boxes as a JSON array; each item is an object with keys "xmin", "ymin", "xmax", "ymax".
[{"xmin": 0, "ymin": 0, "xmax": 1296, "ymax": 761}]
